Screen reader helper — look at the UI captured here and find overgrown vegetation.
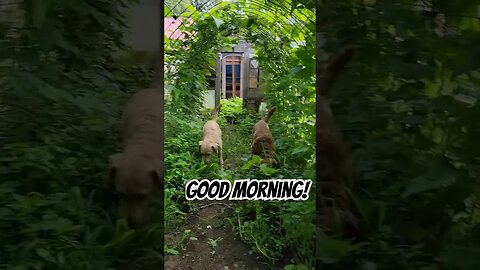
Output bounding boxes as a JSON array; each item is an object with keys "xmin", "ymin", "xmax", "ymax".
[
  {"xmin": 0, "ymin": 0, "xmax": 163, "ymax": 269},
  {"xmin": 220, "ymin": 97, "xmax": 245, "ymax": 124},
  {"xmin": 2, "ymin": 0, "xmax": 479, "ymax": 269},
  {"xmin": 164, "ymin": 0, "xmax": 316, "ymax": 268},
  {"xmin": 317, "ymin": 0, "xmax": 480, "ymax": 269},
  {"xmin": 166, "ymin": 0, "xmax": 480, "ymax": 269}
]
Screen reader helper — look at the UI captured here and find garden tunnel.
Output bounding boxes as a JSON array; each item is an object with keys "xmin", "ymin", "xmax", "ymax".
[
  {"xmin": 2, "ymin": 0, "xmax": 480, "ymax": 269},
  {"xmin": 162, "ymin": 1, "xmax": 318, "ymax": 267},
  {"xmin": 163, "ymin": 0, "xmax": 315, "ymax": 112}
]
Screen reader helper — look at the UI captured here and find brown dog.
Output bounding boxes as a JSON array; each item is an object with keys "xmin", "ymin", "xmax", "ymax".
[
  {"xmin": 251, "ymin": 107, "xmax": 277, "ymax": 166},
  {"xmin": 199, "ymin": 104, "xmax": 223, "ymax": 168},
  {"xmin": 316, "ymin": 45, "xmax": 363, "ymax": 237},
  {"xmin": 108, "ymin": 88, "xmax": 163, "ymax": 229}
]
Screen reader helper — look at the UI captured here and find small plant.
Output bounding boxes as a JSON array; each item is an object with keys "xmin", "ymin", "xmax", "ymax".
[
  {"xmin": 207, "ymin": 237, "xmax": 222, "ymax": 255},
  {"xmin": 284, "ymin": 264, "xmax": 310, "ymax": 270},
  {"xmin": 220, "ymin": 97, "xmax": 245, "ymax": 124}
]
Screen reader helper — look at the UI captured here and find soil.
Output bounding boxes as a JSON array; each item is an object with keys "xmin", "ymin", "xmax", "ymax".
[
  {"xmin": 164, "ymin": 201, "xmax": 271, "ymax": 270},
  {"xmin": 165, "ymin": 123, "xmax": 276, "ymax": 270}
]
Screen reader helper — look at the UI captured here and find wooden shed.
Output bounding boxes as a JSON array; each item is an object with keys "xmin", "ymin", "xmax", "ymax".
[{"xmin": 205, "ymin": 38, "xmax": 264, "ymax": 111}]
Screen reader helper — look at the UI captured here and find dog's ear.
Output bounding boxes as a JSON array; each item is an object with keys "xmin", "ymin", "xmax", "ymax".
[
  {"xmin": 149, "ymin": 161, "xmax": 164, "ymax": 194},
  {"xmin": 138, "ymin": 159, "xmax": 163, "ymax": 194},
  {"xmin": 212, "ymin": 144, "xmax": 218, "ymax": 154},
  {"xmin": 198, "ymin": 141, "xmax": 203, "ymax": 152},
  {"xmin": 107, "ymin": 153, "xmax": 122, "ymax": 190}
]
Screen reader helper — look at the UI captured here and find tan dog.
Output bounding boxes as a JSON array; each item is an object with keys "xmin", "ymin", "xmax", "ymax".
[
  {"xmin": 199, "ymin": 104, "xmax": 223, "ymax": 168},
  {"xmin": 108, "ymin": 88, "xmax": 163, "ymax": 230},
  {"xmin": 251, "ymin": 107, "xmax": 277, "ymax": 166}
]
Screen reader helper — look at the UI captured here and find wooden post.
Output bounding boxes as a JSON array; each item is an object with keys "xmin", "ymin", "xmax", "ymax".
[
  {"xmin": 242, "ymin": 57, "xmax": 250, "ymax": 103},
  {"xmin": 232, "ymin": 57, "xmax": 236, "ymax": 98},
  {"xmin": 221, "ymin": 56, "xmax": 226, "ymax": 98},
  {"xmin": 215, "ymin": 53, "xmax": 221, "ymax": 107},
  {"xmin": 239, "ymin": 56, "xmax": 244, "ymax": 99}
]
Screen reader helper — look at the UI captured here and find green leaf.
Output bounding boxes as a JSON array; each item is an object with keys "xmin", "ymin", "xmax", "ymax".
[
  {"xmin": 164, "ymin": 3, "xmax": 173, "ymax": 17},
  {"xmin": 402, "ymin": 176, "xmax": 448, "ymax": 199},
  {"xmin": 284, "ymin": 264, "xmax": 310, "ymax": 270},
  {"xmin": 36, "ymin": 248, "xmax": 50, "ymax": 259},
  {"xmin": 166, "ymin": 247, "xmax": 179, "ymax": 255},
  {"xmin": 212, "ymin": 16, "xmax": 224, "ymax": 28},
  {"xmin": 179, "ymin": 4, "xmax": 196, "ymax": 17},
  {"xmin": 259, "ymin": 164, "xmax": 276, "ymax": 176},
  {"xmin": 289, "ymin": 66, "xmax": 304, "ymax": 76},
  {"xmin": 316, "ymin": 230, "xmax": 359, "ymax": 263},
  {"xmin": 102, "ymin": 230, "xmax": 136, "ymax": 251},
  {"xmin": 401, "ymin": 159, "xmax": 458, "ymax": 198},
  {"xmin": 291, "ymin": 144, "xmax": 309, "ymax": 155},
  {"xmin": 241, "ymin": 155, "xmax": 262, "ymax": 171},
  {"xmin": 38, "ymin": 85, "xmax": 74, "ymax": 102}
]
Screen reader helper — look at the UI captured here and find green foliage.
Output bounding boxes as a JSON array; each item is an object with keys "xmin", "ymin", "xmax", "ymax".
[
  {"xmin": 165, "ymin": 8, "xmax": 237, "ymax": 115},
  {"xmin": 165, "ymin": 104, "xmax": 315, "ymax": 268},
  {"xmin": 220, "ymin": 97, "xmax": 245, "ymax": 124},
  {"xmin": 11, "ymin": 0, "xmax": 479, "ymax": 268},
  {"xmin": 0, "ymin": 0, "xmax": 164, "ymax": 269},
  {"xmin": 316, "ymin": 0, "xmax": 480, "ymax": 268},
  {"xmin": 164, "ymin": 1, "xmax": 316, "ymax": 268},
  {"xmin": 164, "ymin": 111, "xmax": 205, "ymax": 228}
]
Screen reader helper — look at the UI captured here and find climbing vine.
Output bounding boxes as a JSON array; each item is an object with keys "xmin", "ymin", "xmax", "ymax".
[
  {"xmin": 164, "ymin": 0, "xmax": 317, "ymax": 268},
  {"xmin": 167, "ymin": 19, "xmax": 222, "ymax": 114},
  {"xmin": 3, "ymin": 0, "xmax": 476, "ymax": 269}
]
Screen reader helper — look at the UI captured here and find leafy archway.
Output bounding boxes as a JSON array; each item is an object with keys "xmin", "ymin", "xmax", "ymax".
[{"xmin": 163, "ymin": 0, "xmax": 317, "ymax": 267}]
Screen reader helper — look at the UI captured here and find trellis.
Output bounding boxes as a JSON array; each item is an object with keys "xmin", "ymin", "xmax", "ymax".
[{"xmin": 163, "ymin": 0, "xmax": 315, "ymax": 109}]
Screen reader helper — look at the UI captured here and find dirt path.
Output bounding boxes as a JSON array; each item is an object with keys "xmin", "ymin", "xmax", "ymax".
[
  {"xmin": 165, "ymin": 124, "xmax": 271, "ymax": 270},
  {"xmin": 164, "ymin": 200, "xmax": 270, "ymax": 270}
]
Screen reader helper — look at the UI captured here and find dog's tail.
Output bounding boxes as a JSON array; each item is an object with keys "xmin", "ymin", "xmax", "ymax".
[
  {"xmin": 318, "ymin": 45, "xmax": 355, "ymax": 97},
  {"xmin": 211, "ymin": 103, "xmax": 222, "ymax": 120},
  {"xmin": 262, "ymin": 107, "xmax": 276, "ymax": 122}
]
